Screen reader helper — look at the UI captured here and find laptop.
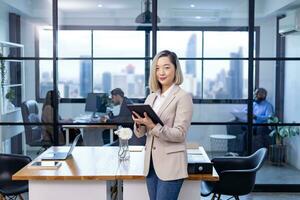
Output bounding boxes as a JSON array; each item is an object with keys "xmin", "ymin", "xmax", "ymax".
[{"xmin": 41, "ymin": 134, "xmax": 82, "ymax": 160}]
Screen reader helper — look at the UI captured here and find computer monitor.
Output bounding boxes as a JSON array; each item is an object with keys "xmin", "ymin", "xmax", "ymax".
[{"xmin": 85, "ymin": 93, "xmax": 108, "ymax": 118}]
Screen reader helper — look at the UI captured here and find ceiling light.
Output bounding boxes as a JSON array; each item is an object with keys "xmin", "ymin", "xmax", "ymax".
[
  {"xmin": 97, "ymin": 4, "xmax": 103, "ymax": 8},
  {"xmin": 195, "ymin": 16, "xmax": 203, "ymax": 19},
  {"xmin": 190, "ymin": 4, "xmax": 195, "ymax": 8}
]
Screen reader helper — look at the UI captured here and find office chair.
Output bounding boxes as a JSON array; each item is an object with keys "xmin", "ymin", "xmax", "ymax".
[
  {"xmin": 0, "ymin": 154, "xmax": 31, "ymax": 200},
  {"xmin": 21, "ymin": 100, "xmax": 51, "ymax": 154},
  {"xmin": 201, "ymin": 148, "xmax": 267, "ymax": 200},
  {"xmin": 227, "ymin": 119, "xmax": 247, "ymax": 156}
]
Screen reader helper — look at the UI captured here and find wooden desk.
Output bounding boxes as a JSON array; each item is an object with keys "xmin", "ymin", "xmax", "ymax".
[
  {"xmin": 13, "ymin": 146, "xmax": 218, "ymax": 200},
  {"xmin": 63, "ymin": 124, "xmax": 117, "ymax": 145}
]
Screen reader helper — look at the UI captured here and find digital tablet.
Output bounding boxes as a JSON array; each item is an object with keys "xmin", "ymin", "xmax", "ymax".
[{"xmin": 127, "ymin": 104, "xmax": 164, "ymax": 126}]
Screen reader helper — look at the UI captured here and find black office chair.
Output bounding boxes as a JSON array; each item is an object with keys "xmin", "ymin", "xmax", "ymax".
[
  {"xmin": 227, "ymin": 119, "xmax": 247, "ymax": 156},
  {"xmin": 21, "ymin": 100, "xmax": 51, "ymax": 154},
  {"xmin": 0, "ymin": 154, "xmax": 31, "ymax": 200},
  {"xmin": 201, "ymin": 148, "xmax": 267, "ymax": 200}
]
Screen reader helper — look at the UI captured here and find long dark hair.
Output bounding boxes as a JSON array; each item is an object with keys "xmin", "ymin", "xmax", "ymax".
[{"xmin": 43, "ymin": 90, "xmax": 58, "ymax": 110}]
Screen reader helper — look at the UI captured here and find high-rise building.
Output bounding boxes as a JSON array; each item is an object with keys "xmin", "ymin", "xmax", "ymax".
[
  {"xmin": 102, "ymin": 72, "xmax": 112, "ymax": 94},
  {"xmin": 79, "ymin": 59, "xmax": 92, "ymax": 98},
  {"xmin": 185, "ymin": 34, "xmax": 197, "ymax": 77},
  {"xmin": 226, "ymin": 47, "xmax": 243, "ymax": 98}
]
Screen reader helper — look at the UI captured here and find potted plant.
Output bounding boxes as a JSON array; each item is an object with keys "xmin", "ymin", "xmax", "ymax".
[
  {"xmin": 268, "ymin": 116, "xmax": 300, "ymax": 165},
  {"xmin": 5, "ymin": 88, "xmax": 15, "ymax": 111}
]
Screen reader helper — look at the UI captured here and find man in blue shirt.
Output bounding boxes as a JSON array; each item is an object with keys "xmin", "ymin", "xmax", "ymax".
[
  {"xmin": 242, "ymin": 88, "xmax": 274, "ymax": 123},
  {"xmin": 252, "ymin": 88, "xmax": 274, "ymax": 123},
  {"xmin": 230, "ymin": 88, "xmax": 274, "ymax": 154}
]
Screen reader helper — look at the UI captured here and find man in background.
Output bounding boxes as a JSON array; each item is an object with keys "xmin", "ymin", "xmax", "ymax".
[
  {"xmin": 243, "ymin": 87, "xmax": 274, "ymax": 123},
  {"xmin": 101, "ymin": 88, "xmax": 133, "ymax": 124},
  {"xmin": 229, "ymin": 88, "xmax": 274, "ymax": 154},
  {"xmin": 101, "ymin": 88, "xmax": 146, "ymax": 145}
]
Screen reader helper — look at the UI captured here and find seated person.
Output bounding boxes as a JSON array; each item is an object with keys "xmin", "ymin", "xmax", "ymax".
[
  {"xmin": 42, "ymin": 90, "xmax": 80, "ymax": 145},
  {"xmin": 229, "ymin": 88, "xmax": 274, "ymax": 153},
  {"xmin": 101, "ymin": 88, "xmax": 133, "ymax": 124},
  {"xmin": 101, "ymin": 88, "xmax": 146, "ymax": 145},
  {"xmin": 242, "ymin": 87, "xmax": 274, "ymax": 123}
]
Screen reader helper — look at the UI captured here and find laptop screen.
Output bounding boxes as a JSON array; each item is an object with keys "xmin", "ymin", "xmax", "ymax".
[{"xmin": 67, "ymin": 134, "xmax": 82, "ymax": 157}]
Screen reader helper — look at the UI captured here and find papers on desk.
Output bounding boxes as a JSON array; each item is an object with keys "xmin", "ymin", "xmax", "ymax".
[
  {"xmin": 187, "ymin": 149, "xmax": 202, "ymax": 155},
  {"xmin": 231, "ymin": 111, "xmax": 247, "ymax": 122},
  {"xmin": 129, "ymin": 146, "xmax": 144, "ymax": 152}
]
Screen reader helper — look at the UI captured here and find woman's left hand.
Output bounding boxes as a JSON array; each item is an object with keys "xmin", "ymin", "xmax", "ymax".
[{"xmin": 132, "ymin": 111, "xmax": 156, "ymax": 130}]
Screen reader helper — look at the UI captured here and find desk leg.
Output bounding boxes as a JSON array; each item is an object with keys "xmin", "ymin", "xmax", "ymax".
[
  {"xmin": 110, "ymin": 129, "xmax": 113, "ymax": 143},
  {"xmin": 123, "ymin": 180, "xmax": 201, "ymax": 200},
  {"xmin": 29, "ymin": 180, "xmax": 109, "ymax": 200},
  {"xmin": 66, "ymin": 129, "xmax": 70, "ymax": 145}
]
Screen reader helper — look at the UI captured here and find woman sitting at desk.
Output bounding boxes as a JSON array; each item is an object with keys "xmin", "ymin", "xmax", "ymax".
[{"xmin": 42, "ymin": 90, "xmax": 79, "ymax": 145}]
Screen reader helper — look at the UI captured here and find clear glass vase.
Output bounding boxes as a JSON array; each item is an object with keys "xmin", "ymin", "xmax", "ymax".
[{"xmin": 118, "ymin": 138, "xmax": 130, "ymax": 161}]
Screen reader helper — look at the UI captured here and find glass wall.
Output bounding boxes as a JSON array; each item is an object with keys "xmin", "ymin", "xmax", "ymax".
[
  {"xmin": 1, "ymin": 0, "xmax": 300, "ymax": 191},
  {"xmin": 255, "ymin": 0, "xmax": 300, "ymax": 186}
]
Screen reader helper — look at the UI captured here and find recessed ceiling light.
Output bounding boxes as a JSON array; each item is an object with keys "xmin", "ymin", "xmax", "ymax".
[
  {"xmin": 97, "ymin": 4, "xmax": 103, "ymax": 8},
  {"xmin": 190, "ymin": 4, "xmax": 195, "ymax": 8},
  {"xmin": 195, "ymin": 16, "xmax": 202, "ymax": 19}
]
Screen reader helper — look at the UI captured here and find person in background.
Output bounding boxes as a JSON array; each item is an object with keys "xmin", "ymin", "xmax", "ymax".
[
  {"xmin": 101, "ymin": 88, "xmax": 133, "ymax": 124},
  {"xmin": 101, "ymin": 88, "xmax": 146, "ymax": 145},
  {"xmin": 132, "ymin": 50, "xmax": 193, "ymax": 200},
  {"xmin": 242, "ymin": 87, "xmax": 274, "ymax": 123},
  {"xmin": 42, "ymin": 90, "xmax": 80, "ymax": 145}
]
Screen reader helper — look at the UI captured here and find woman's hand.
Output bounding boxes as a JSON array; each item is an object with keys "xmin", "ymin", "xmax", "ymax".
[{"xmin": 132, "ymin": 111, "xmax": 156, "ymax": 130}]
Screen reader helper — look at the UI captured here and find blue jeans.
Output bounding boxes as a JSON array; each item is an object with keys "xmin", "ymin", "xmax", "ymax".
[{"xmin": 146, "ymin": 158, "xmax": 184, "ymax": 200}]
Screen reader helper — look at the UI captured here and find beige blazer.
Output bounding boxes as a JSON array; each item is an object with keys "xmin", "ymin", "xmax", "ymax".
[{"xmin": 134, "ymin": 85, "xmax": 193, "ymax": 181}]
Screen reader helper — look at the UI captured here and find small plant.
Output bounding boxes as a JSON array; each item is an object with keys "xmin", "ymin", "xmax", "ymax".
[
  {"xmin": 268, "ymin": 116, "xmax": 300, "ymax": 145},
  {"xmin": 5, "ymin": 88, "xmax": 15, "ymax": 102}
]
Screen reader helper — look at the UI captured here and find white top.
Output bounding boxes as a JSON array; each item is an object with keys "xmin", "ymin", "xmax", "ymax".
[{"xmin": 152, "ymin": 84, "xmax": 175, "ymax": 113}]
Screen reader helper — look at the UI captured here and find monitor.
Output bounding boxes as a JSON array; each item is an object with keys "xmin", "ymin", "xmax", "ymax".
[{"xmin": 85, "ymin": 93, "xmax": 108, "ymax": 118}]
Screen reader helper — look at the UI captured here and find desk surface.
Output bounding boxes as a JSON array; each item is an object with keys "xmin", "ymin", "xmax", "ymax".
[{"xmin": 13, "ymin": 146, "xmax": 218, "ymax": 181}]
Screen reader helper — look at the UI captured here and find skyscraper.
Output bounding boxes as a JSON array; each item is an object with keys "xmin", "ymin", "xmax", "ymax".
[
  {"xmin": 79, "ymin": 59, "xmax": 92, "ymax": 98},
  {"xmin": 102, "ymin": 72, "xmax": 112, "ymax": 94},
  {"xmin": 185, "ymin": 34, "xmax": 197, "ymax": 77},
  {"xmin": 226, "ymin": 47, "xmax": 243, "ymax": 99}
]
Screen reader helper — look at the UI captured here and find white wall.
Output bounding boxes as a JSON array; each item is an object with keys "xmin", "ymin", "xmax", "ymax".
[
  {"xmin": 284, "ymin": 33, "xmax": 300, "ymax": 169},
  {"xmin": 256, "ymin": 16, "xmax": 277, "ymax": 106}
]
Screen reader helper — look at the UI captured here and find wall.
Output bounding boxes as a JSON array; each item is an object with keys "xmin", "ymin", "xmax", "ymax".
[
  {"xmin": 284, "ymin": 33, "xmax": 300, "ymax": 169},
  {"xmin": 15, "ymin": 2, "xmax": 278, "ymax": 153}
]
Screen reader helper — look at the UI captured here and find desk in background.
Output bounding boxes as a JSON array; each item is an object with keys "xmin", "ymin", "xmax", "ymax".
[
  {"xmin": 13, "ymin": 146, "xmax": 218, "ymax": 200},
  {"xmin": 63, "ymin": 123, "xmax": 117, "ymax": 145}
]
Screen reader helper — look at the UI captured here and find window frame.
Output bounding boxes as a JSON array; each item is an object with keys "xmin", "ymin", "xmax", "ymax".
[{"xmin": 35, "ymin": 26, "xmax": 260, "ymax": 104}]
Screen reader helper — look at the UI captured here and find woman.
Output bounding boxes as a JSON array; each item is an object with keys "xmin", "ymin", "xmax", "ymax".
[
  {"xmin": 132, "ymin": 50, "xmax": 193, "ymax": 200},
  {"xmin": 42, "ymin": 90, "xmax": 77, "ymax": 145}
]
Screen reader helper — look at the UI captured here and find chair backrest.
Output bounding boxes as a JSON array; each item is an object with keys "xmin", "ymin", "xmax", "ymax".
[
  {"xmin": 0, "ymin": 154, "xmax": 31, "ymax": 184},
  {"xmin": 21, "ymin": 100, "xmax": 42, "ymax": 145},
  {"xmin": 212, "ymin": 147, "xmax": 267, "ymax": 196}
]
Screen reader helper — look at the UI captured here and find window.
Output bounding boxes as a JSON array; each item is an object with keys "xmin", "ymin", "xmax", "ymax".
[
  {"xmin": 157, "ymin": 30, "xmax": 250, "ymax": 99},
  {"xmin": 38, "ymin": 29, "xmax": 146, "ymax": 99},
  {"xmin": 37, "ymin": 28, "xmax": 254, "ymax": 101}
]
